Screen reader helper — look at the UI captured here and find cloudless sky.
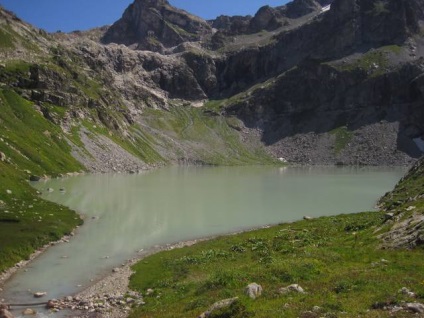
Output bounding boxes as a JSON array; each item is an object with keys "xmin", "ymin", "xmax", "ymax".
[{"xmin": 0, "ymin": 0, "xmax": 289, "ymax": 33}]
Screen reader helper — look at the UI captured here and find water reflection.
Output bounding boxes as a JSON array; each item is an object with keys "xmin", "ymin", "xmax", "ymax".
[{"xmin": 1, "ymin": 165, "xmax": 405, "ymax": 309}]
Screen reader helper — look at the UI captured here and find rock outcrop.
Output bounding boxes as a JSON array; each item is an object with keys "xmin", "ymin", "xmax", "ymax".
[
  {"xmin": 102, "ymin": 0, "xmax": 212, "ymax": 52},
  {"xmin": 378, "ymin": 156, "xmax": 424, "ymax": 248}
]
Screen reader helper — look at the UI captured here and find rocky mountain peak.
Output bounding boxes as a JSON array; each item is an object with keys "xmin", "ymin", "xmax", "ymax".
[
  {"xmin": 134, "ymin": 0, "xmax": 169, "ymax": 6},
  {"xmin": 101, "ymin": 0, "xmax": 211, "ymax": 52},
  {"xmin": 284, "ymin": 0, "xmax": 322, "ymax": 18}
]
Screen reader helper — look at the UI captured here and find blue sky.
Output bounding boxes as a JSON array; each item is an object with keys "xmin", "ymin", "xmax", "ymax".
[{"xmin": 0, "ymin": 0, "xmax": 289, "ymax": 33}]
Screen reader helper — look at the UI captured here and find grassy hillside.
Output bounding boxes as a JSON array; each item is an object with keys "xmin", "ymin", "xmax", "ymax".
[
  {"xmin": 0, "ymin": 89, "xmax": 83, "ymax": 272},
  {"xmin": 128, "ymin": 161, "xmax": 424, "ymax": 318}
]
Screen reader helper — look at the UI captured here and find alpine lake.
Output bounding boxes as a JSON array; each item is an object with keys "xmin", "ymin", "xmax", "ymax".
[{"xmin": 0, "ymin": 165, "xmax": 406, "ymax": 317}]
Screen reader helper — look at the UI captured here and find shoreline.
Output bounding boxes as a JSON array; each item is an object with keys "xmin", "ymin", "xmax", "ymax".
[
  {"xmin": 0, "ymin": 164, "xmax": 404, "ymax": 315},
  {"xmin": 69, "ymin": 239, "xmax": 205, "ymax": 318},
  {"xmin": 0, "ymin": 222, "xmax": 275, "ymax": 317},
  {"xmin": 0, "ymin": 232, "xmax": 76, "ymax": 294}
]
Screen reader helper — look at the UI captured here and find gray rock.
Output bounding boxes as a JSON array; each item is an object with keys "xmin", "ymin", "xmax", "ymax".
[
  {"xmin": 0, "ymin": 152, "xmax": 6, "ymax": 162},
  {"xmin": 29, "ymin": 175, "xmax": 41, "ymax": 182},
  {"xmin": 198, "ymin": 297, "xmax": 239, "ymax": 318},
  {"xmin": 405, "ymin": 302, "xmax": 424, "ymax": 313},
  {"xmin": 33, "ymin": 291, "xmax": 47, "ymax": 298},
  {"xmin": 245, "ymin": 283, "xmax": 263, "ymax": 299},
  {"xmin": 399, "ymin": 287, "xmax": 416, "ymax": 298},
  {"xmin": 0, "ymin": 308, "xmax": 14, "ymax": 318},
  {"xmin": 102, "ymin": 0, "xmax": 212, "ymax": 51},
  {"xmin": 279, "ymin": 284, "xmax": 305, "ymax": 294},
  {"xmin": 21, "ymin": 308, "xmax": 36, "ymax": 315},
  {"xmin": 384, "ymin": 213, "xmax": 395, "ymax": 221}
]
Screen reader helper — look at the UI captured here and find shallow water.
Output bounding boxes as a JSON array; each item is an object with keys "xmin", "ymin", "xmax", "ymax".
[{"xmin": 0, "ymin": 165, "xmax": 405, "ymax": 316}]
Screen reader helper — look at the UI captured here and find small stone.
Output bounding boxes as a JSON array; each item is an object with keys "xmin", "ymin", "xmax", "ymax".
[
  {"xmin": 112, "ymin": 268, "xmax": 120, "ymax": 273},
  {"xmin": 22, "ymin": 308, "xmax": 37, "ymax": 315},
  {"xmin": 46, "ymin": 188, "xmax": 54, "ymax": 193},
  {"xmin": 303, "ymin": 216, "xmax": 313, "ymax": 220},
  {"xmin": 46, "ymin": 299, "xmax": 58, "ymax": 309},
  {"xmin": 399, "ymin": 287, "xmax": 416, "ymax": 298},
  {"xmin": 245, "ymin": 283, "xmax": 263, "ymax": 299},
  {"xmin": 279, "ymin": 284, "xmax": 305, "ymax": 294},
  {"xmin": 300, "ymin": 311, "xmax": 318, "ymax": 318},
  {"xmin": 0, "ymin": 152, "xmax": 6, "ymax": 162},
  {"xmin": 146, "ymin": 288, "xmax": 154, "ymax": 295},
  {"xmin": 0, "ymin": 308, "xmax": 14, "ymax": 318},
  {"xmin": 29, "ymin": 175, "xmax": 41, "ymax": 182},
  {"xmin": 6, "ymin": 190, "xmax": 12, "ymax": 195},
  {"xmin": 312, "ymin": 306, "xmax": 322, "ymax": 313},
  {"xmin": 406, "ymin": 206, "xmax": 416, "ymax": 211},
  {"xmin": 33, "ymin": 291, "xmax": 47, "ymax": 298},
  {"xmin": 384, "ymin": 213, "xmax": 395, "ymax": 220}
]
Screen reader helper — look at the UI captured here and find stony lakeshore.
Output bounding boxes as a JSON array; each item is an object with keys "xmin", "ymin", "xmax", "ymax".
[{"xmin": 0, "ymin": 239, "xmax": 202, "ymax": 318}]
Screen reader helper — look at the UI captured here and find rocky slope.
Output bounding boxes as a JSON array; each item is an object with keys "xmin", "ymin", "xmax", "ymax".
[
  {"xmin": 378, "ymin": 156, "xmax": 424, "ymax": 248},
  {"xmin": 0, "ymin": 0, "xmax": 424, "ymax": 174}
]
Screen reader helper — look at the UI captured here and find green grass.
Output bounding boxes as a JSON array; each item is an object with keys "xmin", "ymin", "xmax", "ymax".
[
  {"xmin": 0, "ymin": 89, "xmax": 84, "ymax": 272},
  {"xmin": 330, "ymin": 126, "xmax": 353, "ymax": 154},
  {"xmin": 128, "ymin": 159, "xmax": 424, "ymax": 318},
  {"xmin": 128, "ymin": 211, "xmax": 424, "ymax": 318},
  {"xmin": 0, "ymin": 163, "xmax": 82, "ymax": 272},
  {"xmin": 141, "ymin": 106, "xmax": 277, "ymax": 165},
  {"xmin": 372, "ymin": 1, "xmax": 390, "ymax": 15},
  {"xmin": 0, "ymin": 27, "xmax": 14, "ymax": 49},
  {"xmin": 378, "ymin": 158, "xmax": 424, "ymax": 219},
  {"xmin": 0, "ymin": 89, "xmax": 83, "ymax": 175},
  {"xmin": 335, "ymin": 45, "xmax": 402, "ymax": 78}
]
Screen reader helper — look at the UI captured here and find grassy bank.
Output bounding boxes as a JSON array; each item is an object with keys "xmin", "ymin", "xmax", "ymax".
[
  {"xmin": 0, "ymin": 163, "xmax": 82, "ymax": 273},
  {"xmin": 0, "ymin": 89, "xmax": 83, "ymax": 273},
  {"xmin": 128, "ymin": 162, "xmax": 424, "ymax": 318}
]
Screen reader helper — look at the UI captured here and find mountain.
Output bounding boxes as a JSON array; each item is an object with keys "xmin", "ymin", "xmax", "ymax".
[{"xmin": 0, "ymin": 0, "xmax": 424, "ymax": 171}]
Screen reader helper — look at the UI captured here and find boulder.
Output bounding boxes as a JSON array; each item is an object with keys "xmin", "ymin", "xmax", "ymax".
[
  {"xmin": 22, "ymin": 308, "xmax": 36, "ymax": 315},
  {"xmin": 46, "ymin": 299, "xmax": 59, "ymax": 309},
  {"xmin": 29, "ymin": 175, "xmax": 41, "ymax": 182},
  {"xmin": 0, "ymin": 308, "xmax": 14, "ymax": 318},
  {"xmin": 405, "ymin": 302, "xmax": 424, "ymax": 313},
  {"xmin": 33, "ymin": 291, "xmax": 47, "ymax": 298},
  {"xmin": 279, "ymin": 284, "xmax": 306, "ymax": 294},
  {"xmin": 245, "ymin": 283, "xmax": 263, "ymax": 299},
  {"xmin": 198, "ymin": 297, "xmax": 239, "ymax": 318},
  {"xmin": 384, "ymin": 212, "xmax": 395, "ymax": 221},
  {"xmin": 399, "ymin": 287, "xmax": 416, "ymax": 298}
]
